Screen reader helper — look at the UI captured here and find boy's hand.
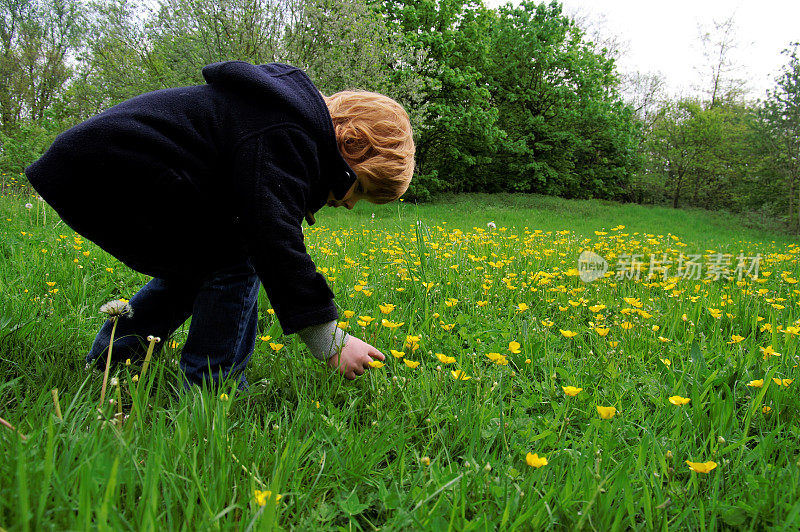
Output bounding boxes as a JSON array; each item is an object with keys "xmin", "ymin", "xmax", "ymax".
[{"xmin": 327, "ymin": 335, "xmax": 386, "ymax": 380}]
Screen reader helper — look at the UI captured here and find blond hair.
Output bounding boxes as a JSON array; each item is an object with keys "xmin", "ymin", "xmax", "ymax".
[{"xmin": 324, "ymin": 91, "xmax": 415, "ymax": 203}]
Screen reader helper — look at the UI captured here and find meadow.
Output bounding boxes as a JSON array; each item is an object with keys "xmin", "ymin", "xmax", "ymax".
[{"xmin": 1, "ymin": 181, "xmax": 799, "ymax": 530}]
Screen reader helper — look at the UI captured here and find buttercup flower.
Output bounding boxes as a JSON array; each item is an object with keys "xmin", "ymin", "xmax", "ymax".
[
  {"xmin": 669, "ymin": 395, "xmax": 690, "ymax": 406},
  {"xmin": 254, "ymin": 489, "xmax": 282, "ymax": 506},
  {"xmin": 746, "ymin": 379, "xmax": 763, "ymax": 388},
  {"xmin": 559, "ymin": 329, "xmax": 578, "ymax": 338},
  {"xmin": 451, "ymin": 370, "xmax": 471, "ymax": 380},
  {"xmin": 368, "ymin": 361, "xmax": 385, "ymax": 368},
  {"xmin": 597, "ymin": 406, "xmax": 616, "ymax": 419},
  {"xmin": 436, "ymin": 353, "xmax": 456, "ymax": 364},
  {"xmin": 686, "ymin": 460, "xmax": 717, "ymax": 474},
  {"xmin": 403, "ymin": 359, "xmax": 420, "ymax": 368},
  {"xmin": 772, "ymin": 378, "xmax": 793, "ymax": 386},
  {"xmin": 526, "ymin": 453, "xmax": 548, "ymax": 468},
  {"xmin": 508, "ymin": 341, "xmax": 521, "ymax": 354},
  {"xmin": 562, "ymin": 386, "xmax": 582, "ymax": 397}
]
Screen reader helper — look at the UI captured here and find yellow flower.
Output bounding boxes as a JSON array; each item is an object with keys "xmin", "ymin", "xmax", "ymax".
[
  {"xmin": 440, "ymin": 322, "xmax": 455, "ymax": 331},
  {"xmin": 267, "ymin": 309, "xmax": 275, "ymax": 315},
  {"xmin": 589, "ymin": 304, "xmax": 606, "ymax": 313},
  {"xmin": 269, "ymin": 342, "xmax": 284, "ymax": 352},
  {"xmin": 559, "ymin": 329, "xmax": 578, "ymax": 338},
  {"xmin": 595, "ymin": 327, "xmax": 610, "ymax": 336},
  {"xmin": 623, "ymin": 297, "xmax": 642, "ymax": 308},
  {"xmin": 260, "ymin": 335, "xmax": 272, "ymax": 341},
  {"xmin": 445, "ymin": 297, "xmax": 459, "ymax": 307},
  {"xmin": 403, "ymin": 359, "xmax": 420, "ymax": 368},
  {"xmin": 562, "ymin": 386, "xmax": 582, "ymax": 397},
  {"xmin": 608, "ymin": 341, "xmax": 619, "ymax": 348},
  {"xmin": 660, "ymin": 358, "xmax": 671, "ymax": 367},
  {"xmin": 746, "ymin": 379, "xmax": 763, "ymax": 388},
  {"xmin": 379, "ymin": 303, "xmax": 396, "ymax": 314},
  {"xmin": 658, "ymin": 336, "xmax": 672, "ymax": 343},
  {"xmin": 343, "ymin": 310, "xmax": 355, "ymax": 319},
  {"xmin": 508, "ymin": 341, "xmax": 521, "ymax": 354},
  {"xmin": 219, "ymin": 393, "xmax": 229, "ymax": 401},
  {"xmin": 390, "ymin": 349, "xmax": 405, "ymax": 358},
  {"xmin": 436, "ymin": 353, "xmax": 456, "ymax": 364},
  {"xmin": 762, "ymin": 405, "xmax": 772, "ymax": 414},
  {"xmin": 541, "ymin": 319, "xmax": 554, "ymax": 327},
  {"xmin": 728, "ymin": 335, "xmax": 745, "ymax": 344},
  {"xmin": 526, "ymin": 453, "xmax": 548, "ymax": 468},
  {"xmin": 596, "ymin": 406, "xmax": 616, "ymax": 419},
  {"xmin": 517, "ymin": 302, "xmax": 529, "ymax": 312},
  {"xmin": 686, "ymin": 460, "xmax": 717, "ymax": 474},
  {"xmin": 381, "ymin": 319, "xmax": 404, "ymax": 329},
  {"xmin": 357, "ymin": 315, "xmax": 375, "ymax": 326},
  {"xmin": 668, "ymin": 395, "xmax": 690, "ymax": 406},
  {"xmin": 254, "ymin": 489, "xmax": 282, "ymax": 506},
  {"xmin": 772, "ymin": 378, "xmax": 793, "ymax": 386},
  {"xmin": 760, "ymin": 345, "xmax": 781, "ymax": 359},
  {"xmin": 451, "ymin": 370, "xmax": 471, "ymax": 380},
  {"xmin": 708, "ymin": 308, "xmax": 722, "ymax": 319},
  {"xmin": 620, "ymin": 322, "xmax": 634, "ymax": 330},
  {"xmin": 476, "ymin": 300, "xmax": 488, "ymax": 307},
  {"xmin": 368, "ymin": 360, "xmax": 385, "ymax": 368}
]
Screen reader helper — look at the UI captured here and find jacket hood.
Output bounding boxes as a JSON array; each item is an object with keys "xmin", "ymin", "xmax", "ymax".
[{"xmin": 202, "ymin": 61, "xmax": 357, "ymax": 212}]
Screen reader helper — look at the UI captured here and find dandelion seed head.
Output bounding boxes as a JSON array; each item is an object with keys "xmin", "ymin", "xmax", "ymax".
[{"xmin": 99, "ymin": 299, "xmax": 133, "ymax": 318}]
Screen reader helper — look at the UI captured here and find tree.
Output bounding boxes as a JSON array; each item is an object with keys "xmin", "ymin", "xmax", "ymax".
[
  {"xmin": 0, "ymin": 0, "xmax": 84, "ymax": 131},
  {"xmin": 761, "ymin": 43, "xmax": 800, "ymax": 232},
  {"xmin": 483, "ymin": 1, "xmax": 638, "ymax": 198},
  {"xmin": 379, "ymin": 0, "xmax": 503, "ymax": 198}
]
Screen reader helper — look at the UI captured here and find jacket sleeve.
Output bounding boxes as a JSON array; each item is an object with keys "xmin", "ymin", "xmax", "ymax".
[{"xmin": 231, "ymin": 126, "xmax": 338, "ymax": 335}]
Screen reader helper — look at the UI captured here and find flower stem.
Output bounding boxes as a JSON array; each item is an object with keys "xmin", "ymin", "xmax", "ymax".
[
  {"xmin": 51, "ymin": 388, "xmax": 62, "ymax": 420},
  {"xmin": 138, "ymin": 336, "xmax": 160, "ymax": 391},
  {"xmin": 99, "ymin": 317, "xmax": 118, "ymax": 409}
]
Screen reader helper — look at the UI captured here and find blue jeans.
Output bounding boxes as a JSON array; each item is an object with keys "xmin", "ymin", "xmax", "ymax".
[{"xmin": 86, "ymin": 261, "xmax": 260, "ymax": 389}]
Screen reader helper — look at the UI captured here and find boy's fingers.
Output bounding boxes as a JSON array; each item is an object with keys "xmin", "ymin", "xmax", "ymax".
[{"xmin": 370, "ymin": 349, "xmax": 386, "ymax": 361}]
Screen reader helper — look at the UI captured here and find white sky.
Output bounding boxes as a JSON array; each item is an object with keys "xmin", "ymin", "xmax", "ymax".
[{"xmin": 487, "ymin": 0, "xmax": 800, "ymax": 101}]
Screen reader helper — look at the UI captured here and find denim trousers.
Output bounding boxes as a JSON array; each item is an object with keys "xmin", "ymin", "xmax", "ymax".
[{"xmin": 86, "ymin": 261, "xmax": 260, "ymax": 389}]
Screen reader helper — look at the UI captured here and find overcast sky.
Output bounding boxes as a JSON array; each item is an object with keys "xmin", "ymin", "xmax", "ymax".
[{"xmin": 487, "ymin": 0, "xmax": 800, "ymax": 101}]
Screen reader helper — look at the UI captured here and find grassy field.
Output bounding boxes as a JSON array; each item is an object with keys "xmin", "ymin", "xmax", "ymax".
[{"xmin": 1, "ymin": 183, "xmax": 799, "ymax": 530}]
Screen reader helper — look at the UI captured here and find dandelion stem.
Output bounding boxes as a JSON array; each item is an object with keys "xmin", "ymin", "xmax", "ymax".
[
  {"xmin": 51, "ymin": 388, "xmax": 62, "ymax": 420},
  {"xmin": 139, "ymin": 336, "xmax": 160, "ymax": 391},
  {"xmin": 99, "ymin": 316, "xmax": 118, "ymax": 409}
]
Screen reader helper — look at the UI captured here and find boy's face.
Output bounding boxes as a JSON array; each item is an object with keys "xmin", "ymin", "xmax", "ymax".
[{"xmin": 326, "ymin": 179, "xmax": 375, "ymax": 209}]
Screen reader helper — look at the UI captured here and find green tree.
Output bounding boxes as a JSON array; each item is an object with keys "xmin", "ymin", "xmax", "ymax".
[
  {"xmin": 483, "ymin": 1, "xmax": 638, "ymax": 198},
  {"xmin": 0, "ymin": 0, "xmax": 84, "ymax": 173},
  {"xmin": 380, "ymin": 0, "xmax": 503, "ymax": 198},
  {"xmin": 761, "ymin": 43, "xmax": 800, "ymax": 232}
]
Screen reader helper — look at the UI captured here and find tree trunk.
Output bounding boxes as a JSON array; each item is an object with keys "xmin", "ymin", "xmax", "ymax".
[{"xmin": 673, "ymin": 173, "xmax": 683, "ymax": 209}]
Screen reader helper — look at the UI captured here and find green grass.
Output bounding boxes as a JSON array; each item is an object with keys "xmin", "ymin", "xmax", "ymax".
[{"xmin": 1, "ymin": 186, "xmax": 799, "ymax": 530}]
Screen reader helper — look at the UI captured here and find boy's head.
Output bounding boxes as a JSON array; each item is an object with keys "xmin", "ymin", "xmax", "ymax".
[{"xmin": 324, "ymin": 91, "xmax": 415, "ymax": 204}]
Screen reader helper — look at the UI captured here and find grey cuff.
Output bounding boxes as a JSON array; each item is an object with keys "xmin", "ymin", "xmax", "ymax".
[{"xmin": 297, "ymin": 319, "xmax": 350, "ymax": 361}]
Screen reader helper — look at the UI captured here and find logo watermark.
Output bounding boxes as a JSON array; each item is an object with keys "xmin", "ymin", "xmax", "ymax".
[{"xmin": 578, "ymin": 252, "xmax": 761, "ymax": 283}]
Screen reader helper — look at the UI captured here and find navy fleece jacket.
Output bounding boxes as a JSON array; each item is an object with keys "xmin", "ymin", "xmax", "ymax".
[{"xmin": 25, "ymin": 61, "xmax": 356, "ymax": 335}]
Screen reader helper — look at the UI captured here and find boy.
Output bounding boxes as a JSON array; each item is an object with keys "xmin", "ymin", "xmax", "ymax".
[{"xmin": 25, "ymin": 61, "xmax": 415, "ymax": 387}]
